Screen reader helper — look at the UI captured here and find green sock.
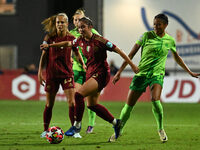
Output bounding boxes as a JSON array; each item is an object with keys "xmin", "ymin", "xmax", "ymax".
[
  {"xmin": 152, "ymin": 100, "xmax": 164, "ymax": 130},
  {"xmin": 119, "ymin": 104, "xmax": 133, "ymax": 133},
  {"xmin": 88, "ymin": 109, "xmax": 96, "ymax": 126}
]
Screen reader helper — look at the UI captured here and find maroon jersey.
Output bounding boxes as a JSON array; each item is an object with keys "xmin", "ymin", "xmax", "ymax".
[
  {"xmin": 46, "ymin": 34, "xmax": 76, "ymax": 79},
  {"xmin": 72, "ymin": 34, "xmax": 116, "ymax": 79}
]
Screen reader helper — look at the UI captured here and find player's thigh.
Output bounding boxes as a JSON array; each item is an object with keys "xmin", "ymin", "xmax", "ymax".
[
  {"xmin": 150, "ymin": 84, "xmax": 162, "ymax": 101},
  {"xmin": 127, "ymin": 90, "xmax": 143, "ymax": 106},
  {"xmin": 129, "ymin": 76, "xmax": 147, "ymax": 92},
  {"xmin": 75, "ymin": 82, "xmax": 82, "ymax": 92},
  {"xmin": 149, "ymin": 75, "xmax": 164, "ymax": 101},
  {"xmin": 87, "ymin": 92, "xmax": 100, "ymax": 106},
  {"xmin": 64, "ymin": 88, "xmax": 75, "ymax": 106},
  {"xmin": 78, "ymin": 77, "xmax": 98, "ymax": 97}
]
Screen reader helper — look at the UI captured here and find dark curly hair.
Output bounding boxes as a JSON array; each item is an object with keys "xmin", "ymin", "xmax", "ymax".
[{"xmin": 154, "ymin": 13, "xmax": 168, "ymax": 24}]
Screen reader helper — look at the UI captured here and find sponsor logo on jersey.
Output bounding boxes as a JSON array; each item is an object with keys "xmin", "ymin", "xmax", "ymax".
[{"xmin": 86, "ymin": 46, "xmax": 90, "ymax": 52}]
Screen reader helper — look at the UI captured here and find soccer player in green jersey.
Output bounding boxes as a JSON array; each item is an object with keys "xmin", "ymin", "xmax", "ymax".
[
  {"xmin": 109, "ymin": 14, "xmax": 200, "ymax": 142},
  {"xmin": 67, "ymin": 9, "xmax": 100, "ymax": 135}
]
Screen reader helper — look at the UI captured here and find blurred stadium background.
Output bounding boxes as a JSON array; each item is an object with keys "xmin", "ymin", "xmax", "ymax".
[{"xmin": 0, "ymin": 0, "xmax": 200, "ymax": 103}]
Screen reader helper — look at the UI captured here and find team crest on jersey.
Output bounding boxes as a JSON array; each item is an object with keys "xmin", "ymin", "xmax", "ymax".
[
  {"xmin": 165, "ymin": 43, "xmax": 169, "ymax": 47},
  {"xmin": 92, "ymin": 73, "xmax": 98, "ymax": 78},
  {"xmin": 106, "ymin": 42, "xmax": 113, "ymax": 48}
]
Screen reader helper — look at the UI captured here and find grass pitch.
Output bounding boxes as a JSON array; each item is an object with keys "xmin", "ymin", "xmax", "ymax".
[{"xmin": 0, "ymin": 100, "xmax": 200, "ymax": 150}]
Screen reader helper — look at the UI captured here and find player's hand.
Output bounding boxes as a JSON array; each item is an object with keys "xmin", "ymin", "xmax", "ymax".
[
  {"xmin": 190, "ymin": 72, "xmax": 200, "ymax": 78},
  {"xmin": 38, "ymin": 72, "xmax": 45, "ymax": 86},
  {"xmin": 112, "ymin": 72, "xmax": 121, "ymax": 84},
  {"xmin": 40, "ymin": 44, "xmax": 49, "ymax": 50},
  {"xmin": 131, "ymin": 65, "xmax": 139, "ymax": 74}
]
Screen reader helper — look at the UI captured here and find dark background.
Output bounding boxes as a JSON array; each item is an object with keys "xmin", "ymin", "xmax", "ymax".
[{"xmin": 0, "ymin": 0, "xmax": 103, "ymax": 68}]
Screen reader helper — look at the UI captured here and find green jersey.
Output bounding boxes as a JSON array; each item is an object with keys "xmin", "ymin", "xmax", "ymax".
[
  {"xmin": 70, "ymin": 28, "xmax": 100, "ymax": 72},
  {"xmin": 136, "ymin": 30, "xmax": 176, "ymax": 77}
]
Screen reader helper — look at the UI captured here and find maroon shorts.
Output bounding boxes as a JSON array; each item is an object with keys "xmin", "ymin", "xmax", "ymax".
[
  {"xmin": 45, "ymin": 77, "xmax": 74, "ymax": 93},
  {"xmin": 87, "ymin": 71, "xmax": 110, "ymax": 92}
]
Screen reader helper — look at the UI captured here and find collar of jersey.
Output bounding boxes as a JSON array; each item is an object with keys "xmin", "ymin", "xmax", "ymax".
[{"xmin": 153, "ymin": 30, "xmax": 167, "ymax": 39}]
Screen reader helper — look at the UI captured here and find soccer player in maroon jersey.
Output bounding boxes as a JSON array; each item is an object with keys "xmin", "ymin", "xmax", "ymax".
[
  {"xmin": 70, "ymin": 8, "xmax": 101, "ymax": 134},
  {"xmin": 38, "ymin": 13, "xmax": 85, "ymax": 138},
  {"xmin": 40, "ymin": 17, "xmax": 139, "ymax": 140}
]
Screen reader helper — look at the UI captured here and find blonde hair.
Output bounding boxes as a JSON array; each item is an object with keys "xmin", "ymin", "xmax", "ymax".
[
  {"xmin": 57, "ymin": 13, "xmax": 68, "ymax": 22},
  {"xmin": 41, "ymin": 13, "xmax": 69, "ymax": 37},
  {"xmin": 73, "ymin": 8, "xmax": 85, "ymax": 18}
]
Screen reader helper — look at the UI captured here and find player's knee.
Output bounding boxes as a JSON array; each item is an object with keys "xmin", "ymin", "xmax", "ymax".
[
  {"xmin": 46, "ymin": 104, "xmax": 53, "ymax": 109},
  {"xmin": 151, "ymin": 96, "xmax": 160, "ymax": 101},
  {"xmin": 67, "ymin": 99, "xmax": 75, "ymax": 106},
  {"xmin": 46, "ymin": 101, "xmax": 54, "ymax": 108}
]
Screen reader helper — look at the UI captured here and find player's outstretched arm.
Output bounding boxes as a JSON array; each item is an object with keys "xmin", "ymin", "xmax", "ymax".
[
  {"xmin": 114, "ymin": 47, "xmax": 139, "ymax": 73},
  {"xmin": 112, "ymin": 44, "xmax": 140, "ymax": 84},
  {"xmin": 40, "ymin": 41, "xmax": 72, "ymax": 49},
  {"xmin": 172, "ymin": 51, "xmax": 200, "ymax": 78},
  {"xmin": 38, "ymin": 35, "xmax": 49, "ymax": 86}
]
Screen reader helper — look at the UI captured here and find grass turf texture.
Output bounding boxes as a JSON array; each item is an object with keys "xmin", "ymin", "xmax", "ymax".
[{"xmin": 0, "ymin": 100, "xmax": 200, "ymax": 150}]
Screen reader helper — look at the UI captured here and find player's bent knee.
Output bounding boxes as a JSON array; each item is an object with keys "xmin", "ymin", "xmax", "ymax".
[{"xmin": 67, "ymin": 99, "xmax": 75, "ymax": 106}]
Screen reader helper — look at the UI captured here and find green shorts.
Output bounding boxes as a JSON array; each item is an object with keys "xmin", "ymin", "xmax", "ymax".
[
  {"xmin": 73, "ymin": 70, "xmax": 86, "ymax": 85},
  {"xmin": 129, "ymin": 75, "xmax": 164, "ymax": 92}
]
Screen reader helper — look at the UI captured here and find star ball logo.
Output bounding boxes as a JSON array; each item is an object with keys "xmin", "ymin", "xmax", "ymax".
[{"xmin": 12, "ymin": 75, "xmax": 36, "ymax": 100}]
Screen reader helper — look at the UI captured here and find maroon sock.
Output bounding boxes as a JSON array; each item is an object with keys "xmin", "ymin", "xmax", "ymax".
[
  {"xmin": 88, "ymin": 104, "xmax": 114, "ymax": 123},
  {"xmin": 43, "ymin": 105, "xmax": 52, "ymax": 131},
  {"xmin": 69, "ymin": 105, "xmax": 75, "ymax": 126},
  {"xmin": 74, "ymin": 92, "xmax": 85, "ymax": 122}
]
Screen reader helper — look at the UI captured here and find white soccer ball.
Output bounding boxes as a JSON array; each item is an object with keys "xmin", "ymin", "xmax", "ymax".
[{"xmin": 46, "ymin": 126, "xmax": 64, "ymax": 144}]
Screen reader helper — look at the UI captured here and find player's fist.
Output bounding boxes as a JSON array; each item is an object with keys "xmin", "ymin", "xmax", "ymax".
[{"xmin": 112, "ymin": 72, "xmax": 121, "ymax": 85}]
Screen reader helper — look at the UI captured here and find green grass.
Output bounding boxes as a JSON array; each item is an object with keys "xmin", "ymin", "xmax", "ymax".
[{"xmin": 0, "ymin": 100, "xmax": 200, "ymax": 150}]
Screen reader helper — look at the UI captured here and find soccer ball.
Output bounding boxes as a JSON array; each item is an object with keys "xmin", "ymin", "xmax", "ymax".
[{"xmin": 46, "ymin": 126, "xmax": 64, "ymax": 144}]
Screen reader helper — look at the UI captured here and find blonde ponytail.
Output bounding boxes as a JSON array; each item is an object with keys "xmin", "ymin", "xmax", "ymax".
[{"xmin": 41, "ymin": 15, "xmax": 57, "ymax": 37}]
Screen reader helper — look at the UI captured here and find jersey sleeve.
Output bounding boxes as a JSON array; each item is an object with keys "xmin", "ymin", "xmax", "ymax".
[
  {"xmin": 72, "ymin": 38, "xmax": 79, "ymax": 53},
  {"xmin": 105, "ymin": 40, "xmax": 116, "ymax": 52},
  {"xmin": 97, "ymin": 35, "xmax": 116, "ymax": 52},
  {"xmin": 136, "ymin": 32, "xmax": 147, "ymax": 46},
  {"xmin": 170, "ymin": 38, "xmax": 176, "ymax": 53}
]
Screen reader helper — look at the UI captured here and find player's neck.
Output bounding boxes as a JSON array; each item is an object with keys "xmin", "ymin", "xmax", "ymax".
[
  {"xmin": 84, "ymin": 32, "xmax": 93, "ymax": 41},
  {"xmin": 57, "ymin": 30, "xmax": 68, "ymax": 37},
  {"xmin": 157, "ymin": 32, "xmax": 165, "ymax": 38}
]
